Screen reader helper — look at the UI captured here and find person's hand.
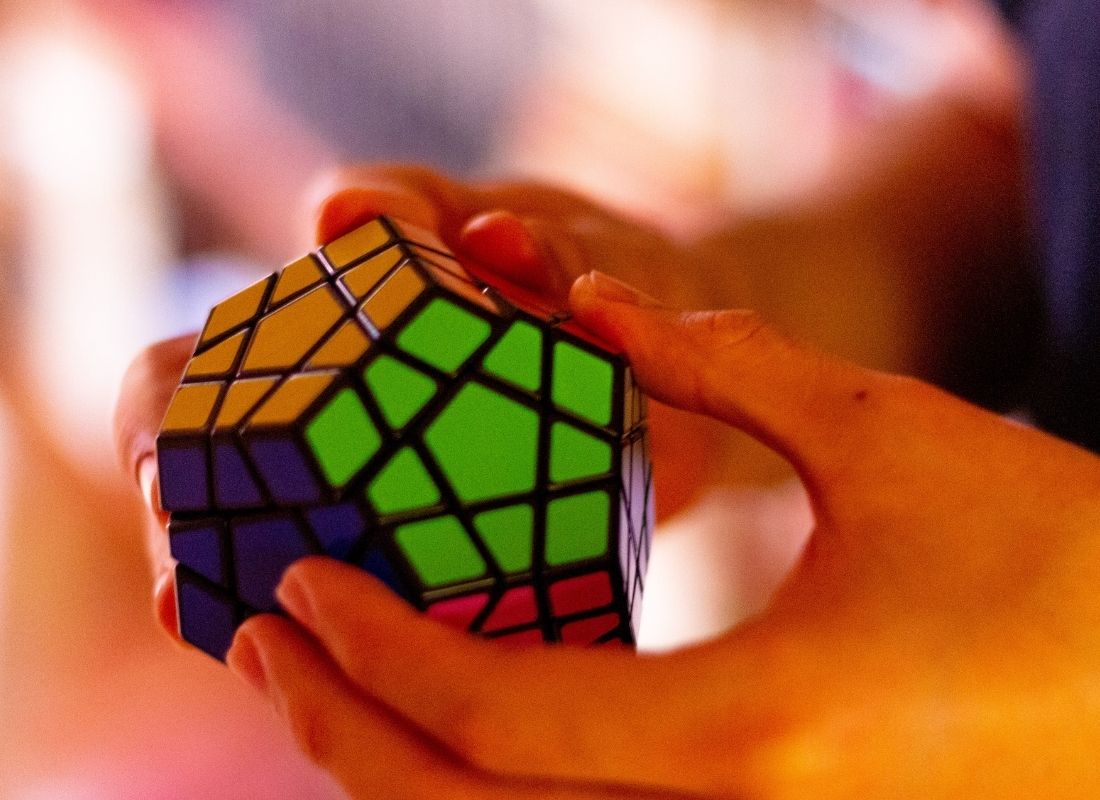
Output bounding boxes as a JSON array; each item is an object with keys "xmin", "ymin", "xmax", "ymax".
[
  {"xmin": 214, "ymin": 272, "xmax": 1100, "ymax": 799},
  {"xmin": 308, "ymin": 164, "xmax": 737, "ymax": 311},
  {"xmin": 116, "ymin": 167, "xmax": 1100, "ymax": 796}
]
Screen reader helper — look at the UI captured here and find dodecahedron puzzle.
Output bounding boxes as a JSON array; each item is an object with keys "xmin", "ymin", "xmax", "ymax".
[{"xmin": 156, "ymin": 216, "xmax": 653, "ymax": 660}]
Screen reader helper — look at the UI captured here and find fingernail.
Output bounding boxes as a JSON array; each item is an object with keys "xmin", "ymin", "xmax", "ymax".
[
  {"xmin": 583, "ymin": 270, "xmax": 652, "ymax": 306},
  {"xmin": 227, "ymin": 628, "xmax": 268, "ymax": 693},
  {"xmin": 315, "ymin": 186, "xmax": 440, "ymax": 243},
  {"xmin": 461, "ymin": 210, "xmax": 541, "ymax": 266},
  {"xmin": 153, "ymin": 570, "xmax": 180, "ymax": 641},
  {"xmin": 137, "ymin": 455, "xmax": 160, "ymax": 512},
  {"xmin": 276, "ymin": 568, "xmax": 315, "ymax": 628}
]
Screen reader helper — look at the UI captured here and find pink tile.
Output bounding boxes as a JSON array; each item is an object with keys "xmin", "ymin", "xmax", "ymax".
[
  {"xmin": 492, "ymin": 627, "xmax": 545, "ymax": 647},
  {"xmin": 549, "ymin": 572, "xmax": 613, "ymax": 617},
  {"xmin": 560, "ymin": 613, "xmax": 621, "ymax": 646},
  {"xmin": 426, "ymin": 593, "xmax": 489, "ymax": 631},
  {"xmin": 480, "ymin": 586, "xmax": 538, "ymax": 632}
]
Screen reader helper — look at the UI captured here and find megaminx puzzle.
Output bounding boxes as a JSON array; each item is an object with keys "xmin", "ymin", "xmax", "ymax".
[{"xmin": 156, "ymin": 216, "xmax": 653, "ymax": 660}]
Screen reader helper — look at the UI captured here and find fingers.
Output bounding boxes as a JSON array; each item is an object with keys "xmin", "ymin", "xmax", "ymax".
[
  {"xmin": 459, "ymin": 210, "xmax": 562, "ymax": 298},
  {"xmin": 310, "ymin": 170, "xmax": 569, "ymax": 298},
  {"xmin": 115, "ymin": 335, "xmax": 195, "ymax": 636},
  {"xmin": 311, "ymin": 164, "xmax": 599, "ymax": 241},
  {"xmin": 315, "ymin": 186, "xmax": 444, "ymax": 245},
  {"xmin": 460, "ymin": 211, "xmax": 585, "ymax": 303},
  {"xmin": 310, "ymin": 167, "xmax": 602, "ymax": 305},
  {"xmin": 228, "ymin": 614, "xmax": 666, "ymax": 800},
  {"xmin": 311, "ymin": 164, "xmax": 468, "ymax": 245},
  {"xmin": 228, "ymin": 614, "xmax": 494, "ymax": 800},
  {"xmin": 154, "ymin": 570, "xmax": 184, "ymax": 644},
  {"xmin": 272, "ymin": 558, "xmax": 742, "ymax": 795},
  {"xmin": 113, "ymin": 333, "xmax": 197, "ymax": 484},
  {"xmin": 568, "ymin": 271, "xmax": 884, "ymax": 489}
]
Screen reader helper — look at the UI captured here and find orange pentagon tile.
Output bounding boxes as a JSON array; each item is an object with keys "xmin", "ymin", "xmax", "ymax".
[
  {"xmin": 306, "ymin": 319, "xmax": 372, "ymax": 369},
  {"xmin": 184, "ymin": 329, "xmax": 246, "ymax": 380},
  {"xmin": 362, "ymin": 265, "xmax": 427, "ymax": 331},
  {"xmin": 241, "ymin": 285, "xmax": 345, "ymax": 373},
  {"xmin": 323, "ymin": 218, "xmax": 392, "ymax": 269},
  {"xmin": 162, "ymin": 382, "xmax": 224, "ymax": 433},
  {"xmin": 340, "ymin": 246, "xmax": 403, "ymax": 300},
  {"xmin": 245, "ymin": 372, "xmax": 336, "ymax": 429},
  {"xmin": 270, "ymin": 255, "xmax": 325, "ymax": 307},
  {"xmin": 199, "ymin": 274, "xmax": 273, "ymax": 347},
  {"xmin": 213, "ymin": 377, "xmax": 279, "ymax": 431}
]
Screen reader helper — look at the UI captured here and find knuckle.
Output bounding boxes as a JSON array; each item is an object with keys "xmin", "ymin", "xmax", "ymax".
[
  {"xmin": 311, "ymin": 164, "xmax": 455, "ymax": 213},
  {"xmin": 449, "ymin": 703, "xmax": 501, "ymax": 770},
  {"xmin": 286, "ymin": 696, "xmax": 341, "ymax": 766},
  {"xmin": 678, "ymin": 707, "xmax": 799, "ymax": 800},
  {"xmin": 689, "ymin": 308, "xmax": 769, "ymax": 347},
  {"xmin": 677, "ymin": 309, "xmax": 773, "ymax": 417},
  {"xmin": 371, "ymin": 163, "xmax": 462, "ymax": 206},
  {"xmin": 124, "ymin": 337, "xmax": 187, "ymax": 386},
  {"xmin": 306, "ymin": 166, "xmax": 354, "ymax": 201},
  {"xmin": 751, "ymin": 715, "xmax": 855, "ymax": 799},
  {"xmin": 448, "ymin": 700, "xmax": 513, "ymax": 775},
  {"xmin": 114, "ymin": 336, "xmax": 194, "ymax": 462},
  {"xmin": 687, "ymin": 652, "xmax": 833, "ymax": 799}
]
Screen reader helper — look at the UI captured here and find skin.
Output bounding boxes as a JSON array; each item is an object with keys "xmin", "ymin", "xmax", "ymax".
[{"xmin": 115, "ymin": 177, "xmax": 1100, "ymax": 799}]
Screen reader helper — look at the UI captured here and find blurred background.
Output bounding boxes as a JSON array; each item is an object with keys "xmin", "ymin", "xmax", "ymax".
[{"xmin": 0, "ymin": 0, "xmax": 1021, "ymax": 797}]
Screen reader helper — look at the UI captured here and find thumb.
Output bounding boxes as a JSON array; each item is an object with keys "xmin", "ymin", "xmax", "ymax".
[{"xmin": 569, "ymin": 271, "xmax": 884, "ymax": 487}]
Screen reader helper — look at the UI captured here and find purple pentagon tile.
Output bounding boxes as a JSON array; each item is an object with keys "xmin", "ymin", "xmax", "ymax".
[
  {"xmin": 306, "ymin": 503, "xmax": 367, "ymax": 560},
  {"xmin": 213, "ymin": 441, "xmax": 264, "ymax": 508},
  {"xmin": 247, "ymin": 438, "xmax": 321, "ymax": 505},
  {"xmin": 157, "ymin": 444, "xmax": 209, "ymax": 512},
  {"xmin": 176, "ymin": 567, "xmax": 237, "ymax": 661},
  {"xmin": 231, "ymin": 515, "xmax": 317, "ymax": 611},
  {"xmin": 169, "ymin": 521, "xmax": 227, "ymax": 587},
  {"xmin": 360, "ymin": 546, "xmax": 411, "ymax": 599}
]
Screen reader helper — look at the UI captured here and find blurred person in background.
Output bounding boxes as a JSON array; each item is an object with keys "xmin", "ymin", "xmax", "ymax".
[
  {"xmin": 119, "ymin": 0, "xmax": 1100, "ymax": 797},
  {"xmin": 1, "ymin": 1, "xmax": 540, "ymax": 797},
  {"xmin": 5, "ymin": 0, "xmax": 1072, "ymax": 797}
]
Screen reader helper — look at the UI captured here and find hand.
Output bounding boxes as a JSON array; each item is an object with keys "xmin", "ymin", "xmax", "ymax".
[
  {"xmin": 213, "ymin": 271, "xmax": 1100, "ymax": 799},
  {"xmin": 308, "ymin": 164, "xmax": 732, "ymax": 310},
  {"xmin": 115, "ymin": 167, "xmax": 1099, "ymax": 796}
]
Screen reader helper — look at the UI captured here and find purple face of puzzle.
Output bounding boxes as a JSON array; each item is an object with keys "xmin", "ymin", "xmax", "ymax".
[{"xmin": 156, "ymin": 216, "xmax": 653, "ymax": 660}]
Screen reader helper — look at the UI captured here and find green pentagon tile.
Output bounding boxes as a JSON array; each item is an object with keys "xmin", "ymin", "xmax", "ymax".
[
  {"xmin": 546, "ymin": 491, "xmax": 610, "ymax": 566},
  {"xmin": 367, "ymin": 447, "xmax": 440, "ymax": 515},
  {"xmin": 424, "ymin": 383, "xmax": 538, "ymax": 503},
  {"xmin": 397, "ymin": 298, "xmax": 491, "ymax": 373},
  {"xmin": 395, "ymin": 515, "xmax": 487, "ymax": 587},
  {"xmin": 549, "ymin": 423, "xmax": 612, "ymax": 483},
  {"xmin": 473, "ymin": 504, "xmax": 534, "ymax": 573},
  {"xmin": 482, "ymin": 320, "xmax": 542, "ymax": 392},
  {"xmin": 364, "ymin": 355, "xmax": 437, "ymax": 430},
  {"xmin": 551, "ymin": 341, "xmax": 614, "ymax": 426},
  {"xmin": 305, "ymin": 388, "xmax": 380, "ymax": 488}
]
